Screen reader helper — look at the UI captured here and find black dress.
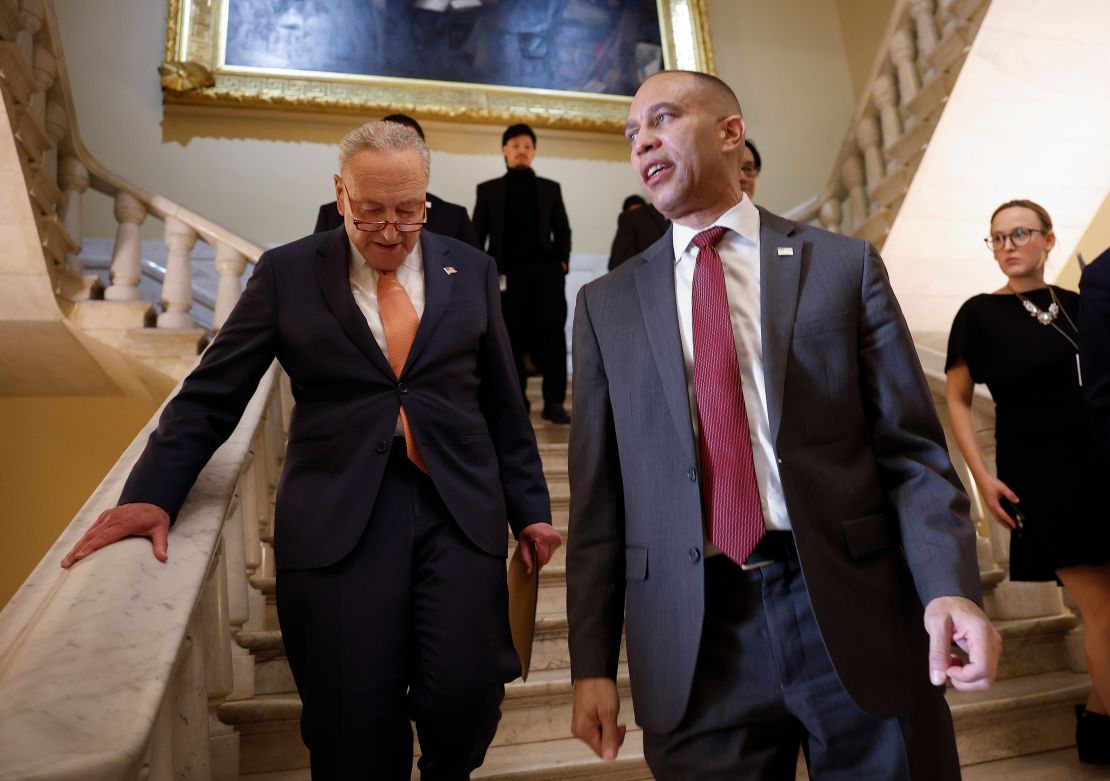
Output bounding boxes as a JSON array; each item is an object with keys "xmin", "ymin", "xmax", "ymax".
[{"xmin": 946, "ymin": 286, "xmax": 1109, "ymax": 582}]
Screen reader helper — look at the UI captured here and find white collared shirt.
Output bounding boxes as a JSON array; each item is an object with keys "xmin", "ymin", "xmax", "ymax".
[
  {"xmin": 348, "ymin": 239, "xmax": 425, "ymax": 435},
  {"xmin": 672, "ymin": 195, "xmax": 792, "ymax": 537}
]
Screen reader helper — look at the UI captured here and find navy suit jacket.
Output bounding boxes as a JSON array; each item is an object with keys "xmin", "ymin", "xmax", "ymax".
[
  {"xmin": 567, "ymin": 208, "xmax": 980, "ymax": 732},
  {"xmin": 314, "ymin": 192, "xmax": 480, "ymax": 249},
  {"xmin": 120, "ymin": 228, "xmax": 550, "ymax": 569},
  {"xmin": 1081, "ymin": 250, "xmax": 1110, "ymax": 461}
]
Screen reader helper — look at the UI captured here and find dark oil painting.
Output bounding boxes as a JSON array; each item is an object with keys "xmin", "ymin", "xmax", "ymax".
[{"xmin": 225, "ymin": 0, "xmax": 663, "ymax": 97}]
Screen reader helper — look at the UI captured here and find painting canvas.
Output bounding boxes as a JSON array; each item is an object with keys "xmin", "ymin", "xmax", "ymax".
[
  {"xmin": 224, "ymin": 0, "xmax": 663, "ymax": 97},
  {"xmin": 162, "ymin": 0, "xmax": 713, "ymax": 130}
]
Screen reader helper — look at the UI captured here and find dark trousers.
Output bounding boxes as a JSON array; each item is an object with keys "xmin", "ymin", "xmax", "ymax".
[
  {"xmin": 503, "ymin": 265, "xmax": 567, "ymax": 408},
  {"xmin": 643, "ymin": 535, "xmax": 960, "ymax": 780},
  {"xmin": 275, "ymin": 441, "xmax": 520, "ymax": 780}
]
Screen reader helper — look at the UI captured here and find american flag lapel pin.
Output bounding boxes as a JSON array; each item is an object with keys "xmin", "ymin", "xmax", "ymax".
[
  {"xmin": 777, "ymin": 247, "xmax": 794, "ymax": 256},
  {"xmin": 443, "ymin": 266, "xmax": 457, "ymax": 275}
]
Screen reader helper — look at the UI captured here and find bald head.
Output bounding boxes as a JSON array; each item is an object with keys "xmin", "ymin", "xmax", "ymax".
[
  {"xmin": 626, "ymin": 71, "xmax": 747, "ymax": 226},
  {"xmin": 642, "ymin": 70, "xmax": 742, "ymax": 117}
]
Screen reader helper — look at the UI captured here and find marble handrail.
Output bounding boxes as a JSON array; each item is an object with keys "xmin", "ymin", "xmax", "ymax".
[
  {"xmin": 917, "ymin": 343, "xmax": 1002, "ymax": 568},
  {"xmin": 0, "ymin": 364, "xmax": 282, "ymax": 780}
]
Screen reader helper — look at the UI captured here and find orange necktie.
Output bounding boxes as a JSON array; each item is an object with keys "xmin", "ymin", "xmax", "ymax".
[{"xmin": 377, "ymin": 269, "xmax": 428, "ymax": 473}]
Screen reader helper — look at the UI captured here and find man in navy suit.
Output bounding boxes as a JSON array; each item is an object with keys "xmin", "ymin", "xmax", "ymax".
[
  {"xmin": 314, "ymin": 114, "xmax": 479, "ymax": 249},
  {"xmin": 63, "ymin": 121, "xmax": 560, "ymax": 780}
]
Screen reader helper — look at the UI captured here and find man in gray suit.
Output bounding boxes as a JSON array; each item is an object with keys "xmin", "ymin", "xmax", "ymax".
[{"xmin": 566, "ymin": 71, "xmax": 1001, "ymax": 779}]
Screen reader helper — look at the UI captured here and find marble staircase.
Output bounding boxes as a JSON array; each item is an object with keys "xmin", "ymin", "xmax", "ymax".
[{"xmin": 231, "ymin": 380, "xmax": 1090, "ymax": 780}]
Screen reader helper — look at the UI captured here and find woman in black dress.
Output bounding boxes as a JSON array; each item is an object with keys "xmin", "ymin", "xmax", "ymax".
[{"xmin": 946, "ymin": 199, "xmax": 1110, "ymax": 764}]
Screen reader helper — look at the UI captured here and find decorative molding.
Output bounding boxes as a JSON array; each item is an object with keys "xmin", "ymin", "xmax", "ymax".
[{"xmin": 160, "ymin": 0, "xmax": 714, "ymax": 132}]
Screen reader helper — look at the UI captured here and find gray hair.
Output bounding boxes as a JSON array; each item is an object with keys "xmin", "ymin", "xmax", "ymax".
[{"xmin": 338, "ymin": 120, "xmax": 431, "ymax": 177}]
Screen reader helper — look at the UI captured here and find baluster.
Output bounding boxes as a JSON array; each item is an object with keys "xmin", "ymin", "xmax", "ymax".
[
  {"xmin": 872, "ymin": 73, "xmax": 902, "ymax": 163},
  {"xmin": 104, "ymin": 191, "xmax": 147, "ymax": 301},
  {"xmin": 43, "ymin": 99, "xmax": 64, "ymax": 186},
  {"xmin": 890, "ymin": 27, "xmax": 920, "ymax": 107},
  {"xmin": 854, "ymin": 116, "xmax": 885, "ymax": 192},
  {"xmin": 199, "ymin": 544, "xmax": 238, "ymax": 780},
  {"xmin": 58, "ymin": 155, "xmax": 88, "ymax": 275},
  {"xmin": 16, "ymin": 0, "xmax": 42, "ymax": 75},
  {"xmin": 169, "ymin": 634, "xmax": 212, "ymax": 778},
  {"xmin": 937, "ymin": 0, "xmax": 960, "ymax": 36},
  {"xmin": 907, "ymin": 0, "xmax": 939, "ymax": 63},
  {"xmin": 160, "ymin": 216, "xmax": 197, "ymax": 328},
  {"xmin": 213, "ymin": 241, "xmax": 247, "ymax": 331},
  {"xmin": 841, "ymin": 154, "xmax": 868, "ymax": 230},
  {"xmin": 818, "ymin": 196, "xmax": 843, "ymax": 234},
  {"xmin": 29, "ymin": 41, "xmax": 54, "ymax": 126}
]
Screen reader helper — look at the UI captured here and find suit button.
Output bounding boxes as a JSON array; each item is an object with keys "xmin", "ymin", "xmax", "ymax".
[
  {"xmin": 398, "ymin": 382, "xmax": 408, "ymax": 394},
  {"xmin": 689, "ymin": 547, "xmax": 701, "ymax": 563},
  {"xmin": 375, "ymin": 440, "xmax": 388, "ymax": 454},
  {"xmin": 687, "ymin": 467, "xmax": 697, "ymax": 482}
]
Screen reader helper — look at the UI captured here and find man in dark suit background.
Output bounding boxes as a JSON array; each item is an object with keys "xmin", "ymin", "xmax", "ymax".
[
  {"xmin": 1081, "ymin": 247, "xmax": 1110, "ymax": 460},
  {"xmin": 567, "ymin": 71, "xmax": 1000, "ymax": 779},
  {"xmin": 473, "ymin": 123, "xmax": 572, "ymax": 424},
  {"xmin": 608, "ymin": 139, "xmax": 762, "ymax": 271},
  {"xmin": 62, "ymin": 121, "xmax": 561, "ymax": 779},
  {"xmin": 313, "ymin": 113, "xmax": 479, "ymax": 249}
]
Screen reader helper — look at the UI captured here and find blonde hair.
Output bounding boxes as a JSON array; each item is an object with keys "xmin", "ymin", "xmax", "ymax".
[
  {"xmin": 338, "ymin": 120, "xmax": 430, "ymax": 177},
  {"xmin": 990, "ymin": 199, "xmax": 1053, "ymax": 231}
]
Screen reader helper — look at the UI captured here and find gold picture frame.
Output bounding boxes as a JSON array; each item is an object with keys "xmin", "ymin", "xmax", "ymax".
[{"xmin": 161, "ymin": 0, "xmax": 715, "ymax": 133}]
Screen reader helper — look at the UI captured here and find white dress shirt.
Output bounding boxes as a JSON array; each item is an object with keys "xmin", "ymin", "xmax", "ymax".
[
  {"xmin": 348, "ymin": 239, "xmax": 425, "ymax": 435},
  {"xmin": 671, "ymin": 195, "xmax": 793, "ymax": 541}
]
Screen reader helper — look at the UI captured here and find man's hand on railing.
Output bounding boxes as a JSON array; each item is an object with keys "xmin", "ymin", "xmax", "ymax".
[{"xmin": 60, "ymin": 502, "xmax": 171, "ymax": 568}]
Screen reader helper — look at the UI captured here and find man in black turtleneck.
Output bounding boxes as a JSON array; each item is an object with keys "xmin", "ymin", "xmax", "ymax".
[{"xmin": 473, "ymin": 123, "xmax": 573, "ymax": 424}]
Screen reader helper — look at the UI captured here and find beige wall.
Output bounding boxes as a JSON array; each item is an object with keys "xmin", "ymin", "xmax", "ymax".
[
  {"xmin": 55, "ymin": 0, "xmax": 870, "ymax": 254},
  {"xmin": 836, "ymin": 0, "xmax": 898, "ymax": 101},
  {"xmin": 1056, "ymin": 189, "xmax": 1110, "ymax": 290},
  {"xmin": 0, "ymin": 396, "xmax": 156, "ymax": 608},
  {"xmin": 707, "ymin": 0, "xmax": 858, "ymax": 213}
]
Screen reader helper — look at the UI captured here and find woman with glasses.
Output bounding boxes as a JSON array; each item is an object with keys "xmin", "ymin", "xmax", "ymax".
[{"xmin": 945, "ymin": 199, "xmax": 1110, "ymax": 765}]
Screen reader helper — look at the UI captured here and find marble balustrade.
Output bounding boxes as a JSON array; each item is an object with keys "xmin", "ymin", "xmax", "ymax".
[
  {"xmin": 794, "ymin": 0, "xmax": 993, "ymax": 249},
  {"xmin": 0, "ymin": 364, "xmax": 286, "ymax": 781},
  {"xmin": 0, "ymin": 0, "xmax": 263, "ymax": 329}
]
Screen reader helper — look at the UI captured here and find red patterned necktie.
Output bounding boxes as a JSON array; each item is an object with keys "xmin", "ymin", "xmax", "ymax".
[
  {"xmin": 691, "ymin": 226, "xmax": 765, "ymax": 565},
  {"xmin": 377, "ymin": 269, "xmax": 428, "ymax": 473}
]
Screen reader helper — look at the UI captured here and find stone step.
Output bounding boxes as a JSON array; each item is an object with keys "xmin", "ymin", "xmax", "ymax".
[
  {"xmin": 223, "ymin": 666, "xmax": 635, "ymax": 775},
  {"xmin": 962, "ymin": 747, "xmax": 1102, "ymax": 780},
  {"xmin": 992, "ymin": 613, "xmax": 1078, "ymax": 681},
  {"xmin": 948, "ymin": 670, "xmax": 1090, "ymax": 766},
  {"xmin": 240, "ymin": 731, "xmax": 655, "ymax": 781},
  {"xmin": 237, "ymin": 670, "xmax": 1089, "ymax": 779}
]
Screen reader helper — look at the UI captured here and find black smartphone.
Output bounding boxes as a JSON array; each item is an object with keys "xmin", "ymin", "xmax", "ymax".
[{"xmin": 998, "ymin": 497, "xmax": 1025, "ymax": 534}]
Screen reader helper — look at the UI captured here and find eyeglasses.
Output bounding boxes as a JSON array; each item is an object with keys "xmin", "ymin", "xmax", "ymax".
[
  {"xmin": 338, "ymin": 179, "xmax": 428, "ymax": 233},
  {"xmin": 983, "ymin": 227, "xmax": 1046, "ymax": 251},
  {"xmin": 740, "ymin": 165, "xmax": 760, "ymax": 177}
]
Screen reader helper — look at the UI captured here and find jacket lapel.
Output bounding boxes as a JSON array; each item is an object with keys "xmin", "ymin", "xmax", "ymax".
[
  {"xmin": 405, "ymin": 232, "xmax": 454, "ymax": 373},
  {"xmin": 312, "ymin": 228, "xmax": 394, "ymax": 377},
  {"xmin": 635, "ymin": 230, "xmax": 696, "ymax": 462},
  {"xmin": 758, "ymin": 208, "xmax": 803, "ymax": 445}
]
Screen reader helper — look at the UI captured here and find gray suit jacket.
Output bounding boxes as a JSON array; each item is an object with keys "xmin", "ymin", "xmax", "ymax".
[{"xmin": 566, "ymin": 208, "xmax": 981, "ymax": 734}]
